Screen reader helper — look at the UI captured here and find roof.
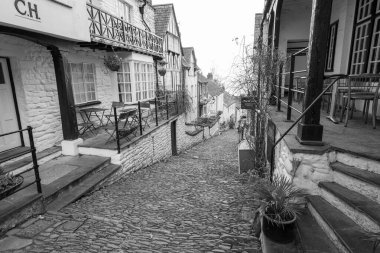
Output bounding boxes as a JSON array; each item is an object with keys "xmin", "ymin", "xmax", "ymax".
[
  {"xmin": 224, "ymin": 92, "xmax": 239, "ymax": 107},
  {"xmin": 197, "ymin": 73, "xmax": 208, "ymax": 84},
  {"xmin": 153, "ymin": 4, "xmax": 173, "ymax": 38},
  {"xmin": 207, "ymin": 79, "xmax": 224, "ymax": 97},
  {"xmin": 183, "ymin": 47, "xmax": 194, "ymax": 64},
  {"xmin": 182, "ymin": 56, "xmax": 191, "ymax": 68}
]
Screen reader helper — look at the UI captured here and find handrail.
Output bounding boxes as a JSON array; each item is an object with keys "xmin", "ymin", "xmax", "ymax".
[
  {"xmin": 269, "ymin": 75, "xmax": 347, "ymax": 181},
  {"xmin": 0, "ymin": 127, "xmax": 30, "ymax": 138}
]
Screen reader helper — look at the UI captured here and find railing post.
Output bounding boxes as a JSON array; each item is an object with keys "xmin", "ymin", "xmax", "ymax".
[
  {"xmin": 155, "ymin": 97, "xmax": 159, "ymax": 126},
  {"xmin": 277, "ymin": 64, "xmax": 283, "ymax": 112},
  {"xmin": 287, "ymin": 55, "xmax": 295, "ymax": 121},
  {"xmin": 27, "ymin": 126, "xmax": 42, "ymax": 194},
  {"xmin": 166, "ymin": 95, "xmax": 169, "ymax": 120},
  {"xmin": 138, "ymin": 101, "xmax": 143, "ymax": 135},
  {"xmin": 114, "ymin": 107, "xmax": 120, "ymax": 154},
  {"xmin": 176, "ymin": 92, "xmax": 179, "ymax": 115}
]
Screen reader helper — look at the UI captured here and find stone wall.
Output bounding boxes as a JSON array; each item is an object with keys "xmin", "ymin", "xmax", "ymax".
[
  {"xmin": 0, "ymin": 35, "xmax": 63, "ymax": 152},
  {"xmin": 273, "ymin": 130, "xmax": 334, "ymax": 194},
  {"xmin": 110, "ymin": 114, "xmax": 219, "ymax": 178}
]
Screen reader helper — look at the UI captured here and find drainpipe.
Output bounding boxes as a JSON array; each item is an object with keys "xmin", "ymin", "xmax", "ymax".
[{"xmin": 139, "ymin": 0, "xmax": 151, "ymax": 32}]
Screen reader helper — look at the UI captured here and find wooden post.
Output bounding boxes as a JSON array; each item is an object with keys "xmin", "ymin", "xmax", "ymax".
[
  {"xmin": 155, "ymin": 97, "xmax": 158, "ymax": 126},
  {"xmin": 287, "ymin": 55, "xmax": 295, "ymax": 121},
  {"xmin": 277, "ymin": 64, "xmax": 283, "ymax": 112},
  {"xmin": 138, "ymin": 101, "xmax": 143, "ymax": 135},
  {"xmin": 296, "ymin": 0, "xmax": 332, "ymax": 145},
  {"xmin": 49, "ymin": 46, "xmax": 79, "ymax": 140}
]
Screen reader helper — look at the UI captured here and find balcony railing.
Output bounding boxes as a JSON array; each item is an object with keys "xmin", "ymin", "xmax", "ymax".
[{"xmin": 87, "ymin": 3, "xmax": 163, "ymax": 57}]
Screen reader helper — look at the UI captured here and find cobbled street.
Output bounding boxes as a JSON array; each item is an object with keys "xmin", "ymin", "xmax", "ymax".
[{"xmin": 5, "ymin": 130, "xmax": 259, "ymax": 253}]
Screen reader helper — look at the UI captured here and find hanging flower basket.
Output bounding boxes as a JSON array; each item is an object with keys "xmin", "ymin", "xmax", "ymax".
[
  {"xmin": 104, "ymin": 54, "xmax": 122, "ymax": 72},
  {"xmin": 0, "ymin": 174, "xmax": 24, "ymax": 200}
]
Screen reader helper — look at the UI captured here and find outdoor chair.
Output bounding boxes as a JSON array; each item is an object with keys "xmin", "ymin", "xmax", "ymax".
[
  {"xmin": 75, "ymin": 107, "xmax": 95, "ymax": 136},
  {"xmin": 103, "ymin": 111, "xmax": 139, "ymax": 143},
  {"xmin": 139, "ymin": 101, "xmax": 153, "ymax": 130},
  {"xmin": 340, "ymin": 75, "xmax": 380, "ymax": 129},
  {"xmin": 104, "ymin": 101, "xmax": 125, "ymax": 125}
]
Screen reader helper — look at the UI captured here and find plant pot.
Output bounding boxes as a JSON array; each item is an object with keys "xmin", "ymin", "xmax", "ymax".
[
  {"xmin": 0, "ymin": 175, "xmax": 24, "ymax": 200},
  {"xmin": 262, "ymin": 212, "xmax": 296, "ymax": 243}
]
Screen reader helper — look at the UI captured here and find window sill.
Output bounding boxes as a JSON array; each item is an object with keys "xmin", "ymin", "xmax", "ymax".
[{"xmin": 76, "ymin": 101, "xmax": 101, "ymax": 108}]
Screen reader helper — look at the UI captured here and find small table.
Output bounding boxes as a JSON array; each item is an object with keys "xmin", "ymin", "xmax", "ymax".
[
  {"xmin": 120, "ymin": 108, "xmax": 139, "ymax": 126},
  {"xmin": 80, "ymin": 107, "xmax": 107, "ymax": 129}
]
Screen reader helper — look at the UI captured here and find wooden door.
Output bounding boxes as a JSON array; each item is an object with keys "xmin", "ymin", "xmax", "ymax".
[
  {"xmin": 171, "ymin": 120, "xmax": 177, "ymax": 155},
  {"xmin": 0, "ymin": 58, "xmax": 21, "ymax": 152}
]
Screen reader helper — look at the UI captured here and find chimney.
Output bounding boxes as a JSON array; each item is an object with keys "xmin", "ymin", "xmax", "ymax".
[{"xmin": 207, "ymin": 73, "xmax": 213, "ymax": 80}]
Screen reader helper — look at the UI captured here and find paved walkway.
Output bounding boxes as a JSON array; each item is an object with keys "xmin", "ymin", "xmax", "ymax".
[{"xmin": 1, "ymin": 130, "xmax": 259, "ymax": 253}]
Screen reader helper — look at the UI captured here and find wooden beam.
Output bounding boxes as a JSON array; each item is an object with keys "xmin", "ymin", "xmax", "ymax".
[
  {"xmin": 49, "ymin": 46, "xmax": 79, "ymax": 140},
  {"xmin": 296, "ymin": 0, "xmax": 333, "ymax": 145}
]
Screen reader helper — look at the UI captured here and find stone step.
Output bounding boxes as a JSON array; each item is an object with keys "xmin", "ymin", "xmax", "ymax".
[
  {"xmin": 307, "ymin": 195, "xmax": 376, "ymax": 253},
  {"xmin": 295, "ymin": 208, "xmax": 339, "ymax": 253},
  {"xmin": 319, "ymin": 182, "xmax": 380, "ymax": 233},
  {"xmin": 46, "ymin": 164, "xmax": 120, "ymax": 212},
  {"xmin": 331, "ymin": 162, "xmax": 380, "ymax": 203},
  {"xmin": 336, "ymin": 152, "xmax": 380, "ymax": 174},
  {"xmin": 40, "ymin": 155, "xmax": 111, "ymax": 205},
  {"xmin": 260, "ymin": 208, "xmax": 339, "ymax": 253},
  {"xmin": 0, "ymin": 192, "xmax": 44, "ymax": 236},
  {"xmin": 1, "ymin": 146, "xmax": 61, "ymax": 175},
  {"xmin": 0, "ymin": 147, "xmax": 31, "ymax": 165}
]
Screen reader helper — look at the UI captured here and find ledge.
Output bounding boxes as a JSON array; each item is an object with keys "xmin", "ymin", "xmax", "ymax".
[
  {"xmin": 185, "ymin": 129, "xmax": 203, "ymax": 136},
  {"xmin": 76, "ymin": 101, "xmax": 102, "ymax": 108}
]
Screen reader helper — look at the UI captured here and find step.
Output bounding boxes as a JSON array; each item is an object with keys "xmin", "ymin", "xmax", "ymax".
[
  {"xmin": 296, "ymin": 208, "xmax": 339, "ymax": 253},
  {"xmin": 0, "ymin": 192, "xmax": 44, "ymax": 236},
  {"xmin": 331, "ymin": 162, "xmax": 380, "ymax": 203},
  {"xmin": 307, "ymin": 195, "xmax": 376, "ymax": 253},
  {"xmin": 0, "ymin": 147, "xmax": 31, "ymax": 164},
  {"xmin": 2, "ymin": 146, "xmax": 61, "ymax": 175},
  {"xmin": 260, "ymin": 208, "xmax": 339, "ymax": 253},
  {"xmin": 336, "ymin": 152, "xmax": 380, "ymax": 174},
  {"xmin": 319, "ymin": 182, "xmax": 380, "ymax": 233},
  {"xmin": 40, "ymin": 155, "xmax": 111, "ymax": 204},
  {"xmin": 46, "ymin": 164, "xmax": 120, "ymax": 212}
]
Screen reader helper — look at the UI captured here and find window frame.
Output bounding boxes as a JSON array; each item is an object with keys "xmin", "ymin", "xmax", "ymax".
[
  {"xmin": 117, "ymin": 62, "xmax": 132, "ymax": 103},
  {"xmin": 325, "ymin": 20, "xmax": 339, "ymax": 72},
  {"xmin": 70, "ymin": 63, "xmax": 97, "ymax": 105},
  {"xmin": 349, "ymin": 0, "xmax": 380, "ymax": 74},
  {"xmin": 117, "ymin": 0, "xmax": 132, "ymax": 23}
]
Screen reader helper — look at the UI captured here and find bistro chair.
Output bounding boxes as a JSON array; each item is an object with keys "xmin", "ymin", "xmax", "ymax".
[
  {"xmin": 103, "ymin": 111, "xmax": 139, "ymax": 143},
  {"xmin": 139, "ymin": 101, "xmax": 153, "ymax": 130},
  {"xmin": 104, "ymin": 101, "xmax": 125, "ymax": 125},
  {"xmin": 75, "ymin": 107, "xmax": 95, "ymax": 136},
  {"xmin": 340, "ymin": 75, "xmax": 380, "ymax": 129}
]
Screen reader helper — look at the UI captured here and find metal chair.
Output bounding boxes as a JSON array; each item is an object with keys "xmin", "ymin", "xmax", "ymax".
[
  {"xmin": 139, "ymin": 102, "xmax": 152, "ymax": 130},
  {"xmin": 76, "ymin": 107, "xmax": 95, "ymax": 136},
  {"xmin": 104, "ymin": 101, "xmax": 125, "ymax": 125},
  {"xmin": 340, "ymin": 75, "xmax": 380, "ymax": 129}
]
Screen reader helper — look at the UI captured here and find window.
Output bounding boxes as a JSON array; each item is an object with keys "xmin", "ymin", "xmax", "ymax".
[
  {"xmin": 350, "ymin": 0, "xmax": 380, "ymax": 74},
  {"xmin": 118, "ymin": 62, "xmax": 132, "ymax": 103},
  {"xmin": 134, "ymin": 62, "xmax": 154, "ymax": 101},
  {"xmin": 326, "ymin": 21, "xmax": 339, "ymax": 72},
  {"xmin": 117, "ymin": 0, "xmax": 131, "ymax": 22},
  {"xmin": 70, "ymin": 63, "xmax": 96, "ymax": 104}
]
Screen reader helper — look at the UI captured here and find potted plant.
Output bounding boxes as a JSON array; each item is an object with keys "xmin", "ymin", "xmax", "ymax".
[
  {"xmin": 104, "ymin": 54, "xmax": 122, "ymax": 71},
  {"xmin": 254, "ymin": 175, "xmax": 306, "ymax": 243},
  {"xmin": 0, "ymin": 167, "xmax": 24, "ymax": 200}
]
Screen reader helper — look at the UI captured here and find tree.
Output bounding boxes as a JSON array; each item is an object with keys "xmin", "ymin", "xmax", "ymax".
[{"xmin": 230, "ymin": 38, "xmax": 284, "ymax": 178}]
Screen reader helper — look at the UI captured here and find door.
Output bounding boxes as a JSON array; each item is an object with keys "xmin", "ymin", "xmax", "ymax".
[
  {"xmin": 171, "ymin": 120, "xmax": 177, "ymax": 155},
  {"xmin": 0, "ymin": 58, "xmax": 21, "ymax": 152}
]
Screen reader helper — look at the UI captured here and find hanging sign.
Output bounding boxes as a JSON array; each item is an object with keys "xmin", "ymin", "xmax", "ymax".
[{"xmin": 241, "ymin": 96, "xmax": 255, "ymax": 109}]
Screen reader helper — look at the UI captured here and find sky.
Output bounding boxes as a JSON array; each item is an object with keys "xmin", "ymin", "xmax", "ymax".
[{"xmin": 152, "ymin": 0, "xmax": 264, "ymax": 83}]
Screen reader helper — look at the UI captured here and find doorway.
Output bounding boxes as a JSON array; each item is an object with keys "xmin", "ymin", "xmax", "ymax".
[
  {"xmin": 0, "ymin": 57, "xmax": 22, "ymax": 152},
  {"xmin": 171, "ymin": 120, "xmax": 177, "ymax": 155}
]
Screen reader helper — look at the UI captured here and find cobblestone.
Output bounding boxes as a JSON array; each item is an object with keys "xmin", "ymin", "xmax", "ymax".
[{"xmin": 2, "ymin": 130, "xmax": 260, "ymax": 252}]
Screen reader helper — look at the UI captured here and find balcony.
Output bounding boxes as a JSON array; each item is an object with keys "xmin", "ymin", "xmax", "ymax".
[{"xmin": 86, "ymin": 3, "xmax": 163, "ymax": 57}]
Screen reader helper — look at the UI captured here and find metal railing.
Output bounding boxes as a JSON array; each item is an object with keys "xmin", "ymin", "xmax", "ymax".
[
  {"xmin": 269, "ymin": 74, "xmax": 347, "ymax": 181},
  {"xmin": 112, "ymin": 91, "xmax": 183, "ymax": 153},
  {"xmin": 274, "ymin": 47, "xmax": 308, "ymax": 120},
  {"xmin": 0, "ymin": 126, "xmax": 42, "ymax": 196},
  {"xmin": 87, "ymin": 3, "xmax": 163, "ymax": 57}
]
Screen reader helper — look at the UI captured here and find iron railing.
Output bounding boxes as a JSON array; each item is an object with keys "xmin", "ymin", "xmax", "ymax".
[
  {"xmin": 87, "ymin": 3, "xmax": 163, "ymax": 57},
  {"xmin": 274, "ymin": 47, "xmax": 308, "ymax": 120},
  {"xmin": 0, "ymin": 126, "xmax": 42, "ymax": 196},
  {"xmin": 269, "ymin": 74, "xmax": 347, "ymax": 181},
  {"xmin": 112, "ymin": 91, "xmax": 183, "ymax": 153}
]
